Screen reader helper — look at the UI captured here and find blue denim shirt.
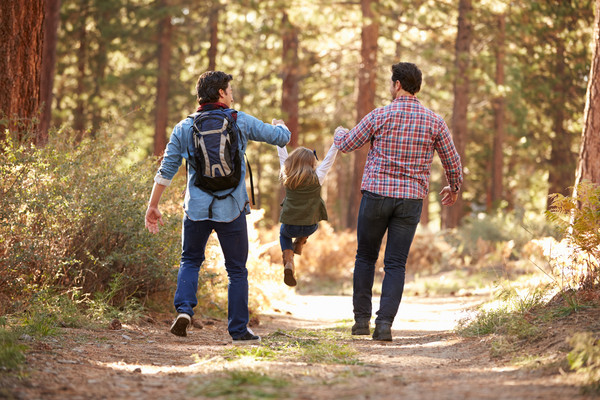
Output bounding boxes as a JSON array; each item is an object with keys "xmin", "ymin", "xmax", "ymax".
[{"xmin": 155, "ymin": 111, "xmax": 290, "ymax": 222}]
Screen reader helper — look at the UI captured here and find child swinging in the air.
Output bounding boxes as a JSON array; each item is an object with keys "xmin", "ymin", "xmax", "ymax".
[{"xmin": 277, "ymin": 142, "xmax": 339, "ymax": 286}]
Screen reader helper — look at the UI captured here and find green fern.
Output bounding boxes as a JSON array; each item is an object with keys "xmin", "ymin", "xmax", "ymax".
[{"xmin": 546, "ymin": 181, "xmax": 600, "ymax": 289}]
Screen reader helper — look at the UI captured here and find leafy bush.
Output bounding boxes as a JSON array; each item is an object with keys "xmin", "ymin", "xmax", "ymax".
[
  {"xmin": 293, "ymin": 222, "xmax": 356, "ymax": 282},
  {"xmin": 408, "ymin": 228, "xmax": 460, "ymax": 274},
  {"xmin": 444, "ymin": 211, "xmax": 560, "ymax": 266},
  {"xmin": 568, "ymin": 332, "xmax": 600, "ymax": 393},
  {"xmin": 0, "ymin": 132, "xmax": 182, "ymax": 314}
]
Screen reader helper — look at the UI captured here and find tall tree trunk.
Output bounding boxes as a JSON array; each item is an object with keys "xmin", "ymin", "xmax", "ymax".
[
  {"xmin": 38, "ymin": 0, "xmax": 61, "ymax": 147},
  {"xmin": 208, "ymin": 1, "xmax": 218, "ymax": 71},
  {"xmin": 490, "ymin": 12, "xmax": 506, "ymax": 211},
  {"xmin": 547, "ymin": 41, "xmax": 575, "ymax": 206},
  {"xmin": 333, "ymin": 52, "xmax": 351, "ymax": 229},
  {"xmin": 0, "ymin": 0, "xmax": 44, "ymax": 141},
  {"xmin": 73, "ymin": 2, "xmax": 88, "ymax": 143},
  {"xmin": 574, "ymin": 0, "xmax": 600, "ymax": 189},
  {"xmin": 442, "ymin": 0, "xmax": 471, "ymax": 229},
  {"xmin": 90, "ymin": 5, "xmax": 109, "ymax": 138},
  {"xmin": 346, "ymin": 0, "xmax": 379, "ymax": 229},
  {"xmin": 153, "ymin": 0, "xmax": 173, "ymax": 157},
  {"xmin": 281, "ymin": 11, "xmax": 299, "ymax": 147}
]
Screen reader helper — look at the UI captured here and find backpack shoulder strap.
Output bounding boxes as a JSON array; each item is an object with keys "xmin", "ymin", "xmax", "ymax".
[
  {"xmin": 187, "ymin": 111, "xmax": 205, "ymax": 134},
  {"xmin": 185, "ymin": 111, "xmax": 203, "ymax": 170},
  {"xmin": 245, "ymin": 153, "xmax": 255, "ymax": 206},
  {"xmin": 187, "ymin": 111, "xmax": 202, "ymax": 122}
]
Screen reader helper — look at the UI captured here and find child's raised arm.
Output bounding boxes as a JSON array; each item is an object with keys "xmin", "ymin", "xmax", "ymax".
[
  {"xmin": 315, "ymin": 143, "xmax": 339, "ymax": 185},
  {"xmin": 277, "ymin": 146, "xmax": 288, "ymax": 174}
]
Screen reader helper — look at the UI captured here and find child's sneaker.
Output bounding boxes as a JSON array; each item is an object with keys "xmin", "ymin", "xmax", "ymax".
[
  {"xmin": 232, "ymin": 330, "xmax": 261, "ymax": 345},
  {"xmin": 170, "ymin": 313, "xmax": 191, "ymax": 337}
]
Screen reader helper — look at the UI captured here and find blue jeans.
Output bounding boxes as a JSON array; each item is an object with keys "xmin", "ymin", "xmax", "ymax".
[
  {"xmin": 353, "ymin": 191, "xmax": 422, "ymax": 326},
  {"xmin": 279, "ymin": 223, "xmax": 319, "ymax": 251},
  {"xmin": 174, "ymin": 213, "xmax": 250, "ymax": 339}
]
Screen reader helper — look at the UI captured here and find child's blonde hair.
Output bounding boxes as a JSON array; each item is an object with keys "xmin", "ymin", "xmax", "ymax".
[{"xmin": 282, "ymin": 147, "xmax": 318, "ymax": 190}]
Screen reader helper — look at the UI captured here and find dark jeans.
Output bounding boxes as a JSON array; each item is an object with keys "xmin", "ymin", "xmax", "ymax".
[
  {"xmin": 353, "ymin": 191, "xmax": 422, "ymax": 326},
  {"xmin": 279, "ymin": 223, "xmax": 318, "ymax": 251},
  {"xmin": 174, "ymin": 213, "xmax": 250, "ymax": 339}
]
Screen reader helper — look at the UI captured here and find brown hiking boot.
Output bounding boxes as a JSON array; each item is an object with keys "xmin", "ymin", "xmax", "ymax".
[
  {"xmin": 292, "ymin": 237, "xmax": 308, "ymax": 255},
  {"xmin": 372, "ymin": 324, "xmax": 392, "ymax": 341},
  {"xmin": 282, "ymin": 249, "xmax": 297, "ymax": 287}
]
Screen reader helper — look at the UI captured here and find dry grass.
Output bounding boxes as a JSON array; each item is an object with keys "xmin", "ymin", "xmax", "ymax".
[
  {"xmin": 259, "ymin": 220, "xmax": 357, "ymax": 294},
  {"xmin": 258, "ymin": 223, "xmax": 464, "ymax": 292},
  {"xmin": 523, "ymin": 237, "xmax": 600, "ymax": 292},
  {"xmin": 407, "ymin": 228, "xmax": 461, "ymax": 274}
]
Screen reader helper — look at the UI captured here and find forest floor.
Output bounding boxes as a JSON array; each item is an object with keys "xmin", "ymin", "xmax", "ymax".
[{"xmin": 2, "ymin": 290, "xmax": 598, "ymax": 400}]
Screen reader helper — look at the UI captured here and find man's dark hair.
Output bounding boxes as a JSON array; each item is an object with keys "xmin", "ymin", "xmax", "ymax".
[
  {"xmin": 196, "ymin": 71, "xmax": 233, "ymax": 104},
  {"xmin": 391, "ymin": 62, "xmax": 422, "ymax": 95}
]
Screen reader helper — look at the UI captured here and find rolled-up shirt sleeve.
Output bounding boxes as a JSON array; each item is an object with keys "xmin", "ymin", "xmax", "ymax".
[{"xmin": 154, "ymin": 122, "xmax": 186, "ymax": 186}]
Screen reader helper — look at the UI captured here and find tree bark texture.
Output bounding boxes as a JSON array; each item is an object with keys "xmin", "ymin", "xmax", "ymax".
[
  {"xmin": 346, "ymin": 0, "xmax": 379, "ymax": 229},
  {"xmin": 89, "ymin": 6, "xmax": 110, "ymax": 137},
  {"xmin": 0, "ymin": 0, "xmax": 44, "ymax": 141},
  {"xmin": 38, "ymin": 0, "xmax": 61, "ymax": 147},
  {"xmin": 73, "ymin": 3, "xmax": 88, "ymax": 142},
  {"xmin": 442, "ymin": 0, "xmax": 471, "ymax": 229},
  {"xmin": 490, "ymin": 12, "xmax": 505, "ymax": 211},
  {"xmin": 281, "ymin": 11, "xmax": 299, "ymax": 147},
  {"xmin": 547, "ymin": 40, "xmax": 575, "ymax": 206},
  {"xmin": 153, "ymin": 0, "xmax": 173, "ymax": 157},
  {"xmin": 574, "ymin": 0, "xmax": 600, "ymax": 188},
  {"xmin": 208, "ymin": 1, "xmax": 218, "ymax": 71}
]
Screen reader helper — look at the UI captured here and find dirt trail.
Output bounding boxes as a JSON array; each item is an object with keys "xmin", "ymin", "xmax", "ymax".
[{"xmin": 5, "ymin": 293, "xmax": 590, "ymax": 400}]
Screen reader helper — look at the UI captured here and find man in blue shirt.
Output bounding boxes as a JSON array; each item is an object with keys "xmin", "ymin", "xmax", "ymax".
[{"xmin": 145, "ymin": 71, "xmax": 290, "ymax": 344}]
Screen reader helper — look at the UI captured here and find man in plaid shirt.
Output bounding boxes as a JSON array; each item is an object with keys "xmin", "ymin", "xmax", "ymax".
[{"xmin": 334, "ymin": 62, "xmax": 463, "ymax": 342}]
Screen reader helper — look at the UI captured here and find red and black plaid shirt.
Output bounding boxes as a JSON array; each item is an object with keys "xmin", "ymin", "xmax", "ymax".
[{"xmin": 334, "ymin": 96, "xmax": 463, "ymax": 199}]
